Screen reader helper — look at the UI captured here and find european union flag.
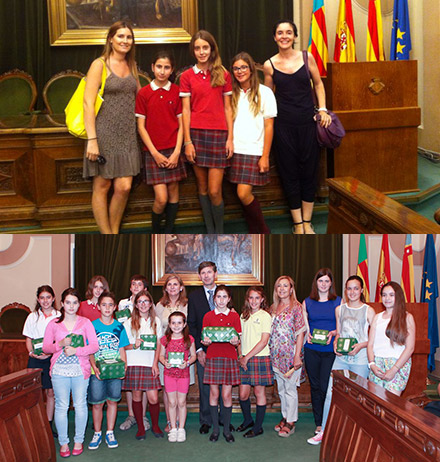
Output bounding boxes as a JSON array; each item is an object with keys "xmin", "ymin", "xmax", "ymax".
[
  {"xmin": 390, "ymin": 0, "xmax": 412, "ymax": 60},
  {"xmin": 421, "ymin": 235, "xmax": 439, "ymax": 371}
]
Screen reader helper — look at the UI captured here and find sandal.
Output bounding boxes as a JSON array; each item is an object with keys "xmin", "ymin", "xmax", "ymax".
[
  {"xmin": 274, "ymin": 418, "xmax": 286, "ymax": 432},
  {"xmin": 291, "ymin": 222, "xmax": 304, "ymax": 235},
  {"xmin": 303, "ymin": 220, "xmax": 316, "ymax": 235},
  {"xmin": 278, "ymin": 422, "xmax": 295, "ymax": 437}
]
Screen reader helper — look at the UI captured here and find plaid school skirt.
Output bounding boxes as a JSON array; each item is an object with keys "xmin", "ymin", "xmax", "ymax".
[
  {"xmin": 204, "ymin": 357, "xmax": 240, "ymax": 386},
  {"xmin": 122, "ymin": 366, "xmax": 161, "ymax": 391},
  {"xmin": 240, "ymin": 355, "xmax": 274, "ymax": 386},
  {"xmin": 144, "ymin": 148, "xmax": 187, "ymax": 185},
  {"xmin": 227, "ymin": 153, "xmax": 270, "ymax": 186},
  {"xmin": 190, "ymin": 128, "xmax": 230, "ymax": 169}
]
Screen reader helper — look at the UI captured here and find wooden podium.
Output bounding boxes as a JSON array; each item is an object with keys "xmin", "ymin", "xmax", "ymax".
[{"xmin": 326, "ymin": 61, "xmax": 421, "ymax": 194}]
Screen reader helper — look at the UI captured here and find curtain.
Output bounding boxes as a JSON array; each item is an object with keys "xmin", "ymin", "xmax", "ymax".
[
  {"xmin": 0, "ymin": 0, "xmax": 293, "ymax": 110},
  {"xmin": 74, "ymin": 234, "xmax": 342, "ymax": 311}
]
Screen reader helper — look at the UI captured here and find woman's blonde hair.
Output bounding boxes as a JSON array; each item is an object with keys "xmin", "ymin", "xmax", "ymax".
[
  {"xmin": 159, "ymin": 274, "xmax": 188, "ymax": 307},
  {"xmin": 190, "ymin": 30, "xmax": 225, "ymax": 87},
  {"xmin": 102, "ymin": 21, "xmax": 138, "ymax": 79},
  {"xmin": 231, "ymin": 52, "xmax": 261, "ymax": 119},
  {"xmin": 270, "ymin": 275, "xmax": 298, "ymax": 314}
]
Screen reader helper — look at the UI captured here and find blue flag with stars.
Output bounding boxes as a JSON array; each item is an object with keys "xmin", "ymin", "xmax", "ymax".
[
  {"xmin": 421, "ymin": 234, "xmax": 439, "ymax": 371},
  {"xmin": 390, "ymin": 0, "xmax": 411, "ymax": 60}
]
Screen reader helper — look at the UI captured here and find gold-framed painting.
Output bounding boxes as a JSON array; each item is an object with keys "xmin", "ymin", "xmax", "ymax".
[
  {"xmin": 48, "ymin": 0, "xmax": 198, "ymax": 46},
  {"xmin": 152, "ymin": 235, "xmax": 264, "ymax": 286}
]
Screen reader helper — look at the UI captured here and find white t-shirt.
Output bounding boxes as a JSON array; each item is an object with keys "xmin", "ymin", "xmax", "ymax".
[
  {"xmin": 22, "ymin": 309, "xmax": 61, "ymax": 339},
  {"xmin": 124, "ymin": 316, "xmax": 163, "ymax": 367},
  {"xmin": 118, "ymin": 297, "xmax": 134, "ymax": 313},
  {"xmin": 233, "ymin": 83, "xmax": 277, "ymax": 156}
]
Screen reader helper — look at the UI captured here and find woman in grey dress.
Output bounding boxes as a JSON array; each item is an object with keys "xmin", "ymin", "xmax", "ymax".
[{"xmin": 83, "ymin": 21, "xmax": 141, "ymax": 234}]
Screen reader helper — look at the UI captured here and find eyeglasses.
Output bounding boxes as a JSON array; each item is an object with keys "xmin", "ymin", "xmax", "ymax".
[
  {"xmin": 232, "ymin": 65, "xmax": 250, "ymax": 73},
  {"xmin": 137, "ymin": 299, "xmax": 151, "ymax": 305}
]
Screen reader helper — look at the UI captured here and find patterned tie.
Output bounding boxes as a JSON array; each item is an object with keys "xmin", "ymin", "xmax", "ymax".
[{"xmin": 208, "ymin": 289, "xmax": 215, "ymax": 310}]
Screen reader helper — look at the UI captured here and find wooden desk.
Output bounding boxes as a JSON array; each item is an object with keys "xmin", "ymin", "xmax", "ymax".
[
  {"xmin": 327, "ymin": 177, "xmax": 440, "ymax": 233},
  {"xmin": 321, "ymin": 372, "xmax": 440, "ymax": 462},
  {"xmin": 0, "ymin": 114, "xmax": 288, "ymax": 231},
  {"xmin": 0, "ymin": 369, "xmax": 56, "ymax": 462}
]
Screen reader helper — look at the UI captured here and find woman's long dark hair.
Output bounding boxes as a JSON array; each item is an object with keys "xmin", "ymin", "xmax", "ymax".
[
  {"xmin": 309, "ymin": 268, "xmax": 338, "ymax": 301},
  {"xmin": 56, "ymin": 288, "xmax": 81, "ymax": 323},
  {"xmin": 382, "ymin": 281, "xmax": 408, "ymax": 346}
]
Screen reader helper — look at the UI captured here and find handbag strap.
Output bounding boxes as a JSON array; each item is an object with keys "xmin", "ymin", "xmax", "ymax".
[
  {"xmin": 98, "ymin": 58, "xmax": 107, "ymax": 96},
  {"xmin": 302, "ymin": 50, "xmax": 317, "ymax": 107}
]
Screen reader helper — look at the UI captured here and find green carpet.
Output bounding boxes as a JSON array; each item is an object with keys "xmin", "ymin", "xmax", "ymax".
[{"xmin": 56, "ymin": 411, "xmax": 321, "ymax": 461}]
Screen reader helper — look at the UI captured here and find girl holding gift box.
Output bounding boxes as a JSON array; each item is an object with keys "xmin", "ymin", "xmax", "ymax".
[
  {"xmin": 43, "ymin": 288, "xmax": 99, "ymax": 458},
  {"xmin": 78, "ymin": 275, "xmax": 110, "ymax": 322},
  {"xmin": 367, "ymin": 282, "xmax": 415, "ymax": 395},
  {"xmin": 310, "ymin": 276, "xmax": 376, "ymax": 445},
  {"xmin": 122, "ymin": 290, "xmax": 164, "ymax": 440},
  {"xmin": 269, "ymin": 276, "xmax": 306, "ymax": 438},
  {"xmin": 159, "ymin": 312, "xmax": 196, "ymax": 442},
  {"xmin": 303, "ymin": 268, "xmax": 341, "ymax": 443},
  {"xmin": 237, "ymin": 287, "xmax": 274, "ymax": 438},
  {"xmin": 23, "ymin": 285, "xmax": 61, "ymax": 437},
  {"xmin": 201, "ymin": 285, "xmax": 241, "ymax": 443}
]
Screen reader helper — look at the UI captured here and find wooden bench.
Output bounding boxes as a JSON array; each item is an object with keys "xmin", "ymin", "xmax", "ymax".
[{"xmin": 327, "ymin": 176, "xmax": 440, "ymax": 233}]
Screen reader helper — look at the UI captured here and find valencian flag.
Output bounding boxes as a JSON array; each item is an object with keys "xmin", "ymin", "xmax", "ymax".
[
  {"xmin": 357, "ymin": 234, "xmax": 370, "ymax": 302},
  {"xmin": 421, "ymin": 234, "xmax": 439, "ymax": 371},
  {"xmin": 308, "ymin": 0, "xmax": 329, "ymax": 76},
  {"xmin": 390, "ymin": 0, "xmax": 412, "ymax": 60},
  {"xmin": 401, "ymin": 234, "xmax": 415, "ymax": 302},
  {"xmin": 375, "ymin": 234, "xmax": 391, "ymax": 302},
  {"xmin": 334, "ymin": 0, "xmax": 356, "ymax": 62},
  {"xmin": 366, "ymin": 0, "xmax": 385, "ymax": 61}
]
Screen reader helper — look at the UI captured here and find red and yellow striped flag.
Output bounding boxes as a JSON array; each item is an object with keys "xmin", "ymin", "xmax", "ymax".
[
  {"xmin": 357, "ymin": 234, "xmax": 370, "ymax": 302},
  {"xmin": 401, "ymin": 234, "xmax": 415, "ymax": 302},
  {"xmin": 375, "ymin": 234, "xmax": 391, "ymax": 302},
  {"xmin": 366, "ymin": 0, "xmax": 385, "ymax": 61},
  {"xmin": 308, "ymin": 0, "xmax": 329, "ymax": 76},
  {"xmin": 334, "ymin": 0, "xmax": 356, "ymax": 62}
]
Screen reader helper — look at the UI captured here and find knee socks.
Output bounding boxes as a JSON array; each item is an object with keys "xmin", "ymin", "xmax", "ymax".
[
  {"xmin": 164, "ymin": 202, "xmax": 179, "ymax": 233},
  {"xmin": 239, "ymin": 398, "xmax": 253, "ymax": 426},
  {"xmin": 253, "ymin": 404, "xmax": 267, "ymax": 433},
  {"xmin": 199, "ymin": 195, "xmax": 215, "ymax": 233},
  {"xmin": 149, "ymin": 402, "xmax": 161, "ymax": 433},
  {"xmin": 132, "ymin": 400, "xmax": 145, "ymax": 437},
  {"xmin": 211, "ymin": 201, "xmax": 224, "ymax": 234},
  {"xmin": 242, "ymin": 198, "xmax": 270, "ymax": 234},
  {"xmin": 151, "ymin": 211, "xmax": 162, "ymax": 233},
  {"xmin": 209, "ymin": 405, "xmax": 219, "ymax": 434},
  {"xmin": 222, "ymin": 405, "xmax": 233, "ymax": 436}
]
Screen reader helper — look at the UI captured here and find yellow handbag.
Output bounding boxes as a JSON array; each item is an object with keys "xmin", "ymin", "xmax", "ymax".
[{"xmin": 65, "ymin": 58, "xmax": 107, "ymax": 139}]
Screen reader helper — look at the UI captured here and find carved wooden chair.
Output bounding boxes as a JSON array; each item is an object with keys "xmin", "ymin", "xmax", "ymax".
[
  {"xmin": 138, "ymin": 69, "xmax": 152, "ymax": 88},
  {"xmin": 0, "ymin": 302, "xmax": 30, "ymax": 336},
  {"xmin": 0, "ymin": 69, "xmax": 37, "ymax": 117},
  {"xmin": 42, "ymin": 69, "xmax": 84, "ymax": 115}
]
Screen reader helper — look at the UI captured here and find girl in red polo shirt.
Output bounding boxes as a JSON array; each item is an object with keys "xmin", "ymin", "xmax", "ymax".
[
  {"xmin": 180, "ymin": 30, "xmax": 233, "ymax": 233},
  {"xmin": 136, "ymin": 51, "xmax": 186, "ymax": 233},
  {"xmin": 201, "ymin": 285, "xmax": 241, "ymax": 443}
]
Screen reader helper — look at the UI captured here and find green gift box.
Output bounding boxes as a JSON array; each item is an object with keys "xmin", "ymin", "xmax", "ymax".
[
  {"xmin": 31, "ymin": 337, "xmax": 44, "ymax": 356},
  {"xmin": 96, "ymin": 358, "xmax": 125, "ymax": 380},
  {"xmin": 115, "ymin": 308, "xmax": 131, "ymax": 323},
  {"xmin": 202, "ymin": 326, "xmax": 238, "ymax": 343},
  {"xmin": 66, "ymin": 333, "xmax": 84, "ymax": 348},
  {"xmin": 168, "ymin": 351, "xmax": 185, "ymax": 367},
  {"xmin": 311, "ymin": 329, "xmax": 329, "ymax": 345},
  {"xmin": 336, "ymin": 337, "xmax": 357, "ymax": 354},
  {"xmin": 140, "ymin": 334, "xmax": 157, "ymax": 350}
]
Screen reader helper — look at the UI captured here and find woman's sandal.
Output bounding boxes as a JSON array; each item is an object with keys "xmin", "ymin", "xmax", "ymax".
[
  {"xmin": 278, "ymin": 422, "xmax": 295, "ymax": 437},
  {"xmin": 274, "ymin": 418, "xmax": 286, "ymax": 432},
  {"xmin": 291, "ymin": 222, "xmax": 304, "ymax": 235},
  {"xmin": 303, "ymin": 220, "xmax": 316, "ymax": 234}
]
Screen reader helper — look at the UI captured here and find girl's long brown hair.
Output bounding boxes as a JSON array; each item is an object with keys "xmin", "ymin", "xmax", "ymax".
[
  {"xmin": 131, "ymin": 290, "xmax": 157, "ymax": 336},
  {"xmin": 159, "ymin": 275, "xmax": 188, "ymax": 307},
  {"xmin": 102, "ymin": 21, "xmax": 138, "ymax": 79},
  {"xmin": 309, "ymin": 268, "xmax": 338, "ymax": 301},
  {"xmin": 231, "ymin": 52, "xmax": 261, "ymax": 119},
  {"xmin": 190, "ymin": 30, "xmax": 226, "ymax": 87},
  {"xmin": 214, "ymin": 285, "xmax": 234, "ymax": 310},
  {"xmin": 241, "ymin": 286, "xmax": 269, "ymax": 321},
  {"xmin": 85, "ymin": 275, "xmax": 109, "ymax": 300},
  {"xmin": 270, "ymin": 275, "xmax": 298, "ymax": 314},
  {"xmin": 163, "ymin": 312, "xmax": 191, "ymax": 350},
  {"xmin": 56, "ymin": 288, "xmax": 81, "ymax": 324},
  {"xmin": 381, "ymin": 281, "xmax": 408, "ymax": 346},
  {"xmin": 34, "ymin": 285, "xmax": 57, "ymax": 317}
]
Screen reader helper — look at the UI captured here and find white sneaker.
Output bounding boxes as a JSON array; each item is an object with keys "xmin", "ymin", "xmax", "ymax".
[
  {"xmin": 307, "ymin": 430, "xmax": 323, "ymax": 445},
  {"xmin": 119, "ymin": 415, "xmax": 136, "ymax": 431},
  {"xmin": 105, "ymin": 431, "xmax": 118, "ymax": 448},
  {"xmin": 176, "ymin": 428, "xmax": 186, "ymax": 442},
  {"xmin": 143, "ymin": 416, "xmax": 151, "ymax": 431},
  {"xmin": 168, "ymin": 428, "xmax": 178, "ymax": 443},
  {"xmin": 88, "ymin": 431, "xmax": 102, "ymax": 450}
]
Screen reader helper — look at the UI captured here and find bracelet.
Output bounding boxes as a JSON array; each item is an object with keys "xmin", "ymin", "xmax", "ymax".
[
  {"xmin": 317, "ymin": 107, "xmax": 328, "ymax": 113},
  {"xmin": 368, "ymin": 361, "xmax": 375, "ymax": 368},
  {"xmin": 184, "ymin": 141, "xmax": 193, "ymax": 146},
  {"xmin": 87, "ymin": 137, "xmax": 97, "ymax": 141}
]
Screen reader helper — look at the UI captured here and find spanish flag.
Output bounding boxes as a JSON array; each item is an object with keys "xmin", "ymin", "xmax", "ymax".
[
  {"xmin": 375, "ymin": 234, "xmax": 391, "ymax": 302},
  {"xmin": 357, "ymin": 234, "xmax": 370, "ymax": 302},
  {"xmin": 366, "ymin": 0, "xmax": 385, "ymax": 61},
  {"xmin": 334, "ymin": 0, "xmax": 356, "ymax": 62},
  {"xmin": 308, "ymin": 0, "xmax": 329, "ymax": 76},
  {"xmin": 401, "ymin": 234, "xmax": 415, "ymax": 302}
]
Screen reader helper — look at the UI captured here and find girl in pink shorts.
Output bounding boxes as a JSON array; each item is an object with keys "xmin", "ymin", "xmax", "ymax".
[{"xmin": 159, "ymin": 312, "xmax": 196, "ymax": 443}]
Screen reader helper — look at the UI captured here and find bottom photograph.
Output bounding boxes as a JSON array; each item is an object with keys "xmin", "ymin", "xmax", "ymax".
[{"xmin": 0, "ymin": 233, "xmax": 439, "ymax": 462}]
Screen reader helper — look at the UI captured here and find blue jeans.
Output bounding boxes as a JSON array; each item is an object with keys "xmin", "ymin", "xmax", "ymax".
[
  {"xmin": 321, "ymin": 356, "xmax": 369, "ymax": 431},
  {"xmin": 52, "ymin": 374, "xmax": 90, "ymax": 446}
]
